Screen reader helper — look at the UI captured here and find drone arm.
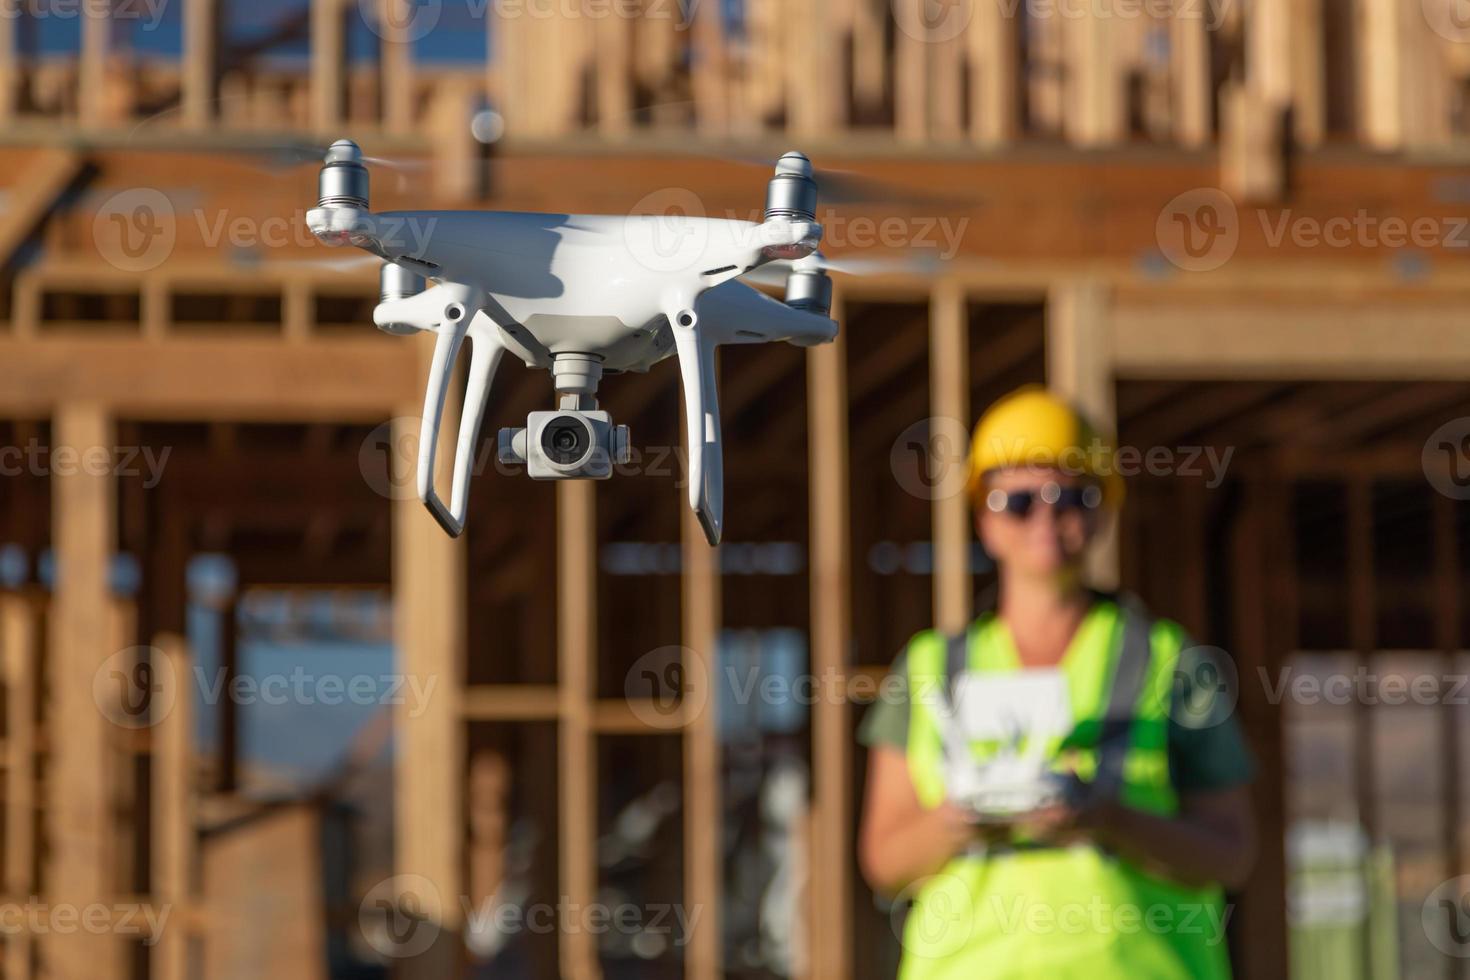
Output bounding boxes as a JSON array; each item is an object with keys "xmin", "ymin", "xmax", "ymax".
[{"xmin": 671, "ymin": 311, "xmax": 724, "ymax": 546}]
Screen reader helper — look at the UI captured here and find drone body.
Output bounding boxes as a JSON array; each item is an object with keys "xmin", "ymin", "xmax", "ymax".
[{"xmin": 306, "ymin": 140, "xmax": 838, "ymax": 544}]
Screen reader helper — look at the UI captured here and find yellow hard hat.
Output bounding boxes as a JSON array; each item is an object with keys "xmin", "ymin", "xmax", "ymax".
[{"xmin": 965, "ymin": 385, "xmax": 1124, "ymax": 507}]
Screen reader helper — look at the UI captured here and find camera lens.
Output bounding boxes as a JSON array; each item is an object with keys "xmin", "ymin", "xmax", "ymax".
[{"xmin": 540, "ymin": 415, "xmax": 592, "ymax": 467}]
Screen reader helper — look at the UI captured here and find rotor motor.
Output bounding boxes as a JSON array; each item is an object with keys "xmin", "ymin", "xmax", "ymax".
[
  {"xmin": 784, "ymin": 266, "xmax": 833, "ymax": 318},
  {"xmin": 317, "ymin": 139, "xmax": 370, "ymax": 210},
  {"xmin": 765, "ymin": 152, "xmax": 818, "ymax": 223},
  {"xmin": 376, "ymin": 261, "xmax": 426, "ymax": 336}
]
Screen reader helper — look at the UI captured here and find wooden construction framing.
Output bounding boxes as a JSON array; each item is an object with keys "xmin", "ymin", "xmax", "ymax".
[
  {"xmin": 78, "ymin": 0, "xmax": 111, "ymax": 126},
  {"xmin": 393, "ymin": 391, "xmax": 467, "ymax": 972},
  {"xmin": 1359, "ymin": 0, "xmax": 1404, "ymax": 149},
  {"xmin": 971, "ymin": 0, "xmax": 1019, "ymax": 147},
  {"xmin": 807, "ymin": 289, "xmax": 853, "ymax": 980},
  {"xmin": 0, "ymin": 0, "xmax": 1460, "ymax": 156},
  {"xmin": 151, "ymin": 634, "xmax": 196, "ymax": 980},
  {"xmin": 1170, "ymin": 2, "xmax": 1212, "ymax": 147},
  {"xmin": 46, "ymin": 404, "xmax": 119, "ymax": 980},
  {"xmin": 682, "ymin": 501, "xmax": 723, "ymax": 980},
  {"xmin": 0, "ymin": 1, "xmax": 15, "ymax": 124},
  {"xmin": 310, "ymin": 0, "xmax": 348, "ymax": 133},
  {"xmin": 557, "ymin": 479, "xmax": 599, "ymax": 980},
  {"xmin": 1046, "ymin": 280, "xmax": 1118, "ymax": 589},
  {"xmin": 379, "ymin": 0, "xmax": 415, "ymax": 135},
  {"xmin": 10, "ymin": 235, "xmax": 1470, "ymax": 971},
  {"xmin": 2, "ymin": 595, "xmax": 37, "ymax": 980},
  {"xmin": 929, "ymin": 281, "xmax": 971, "ymax": 632},
  {"xmin": 181, "ymin": 0, "xmax": 218, "ymax": 128}
]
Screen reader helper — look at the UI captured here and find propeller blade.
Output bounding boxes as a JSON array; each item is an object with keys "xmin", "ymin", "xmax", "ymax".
[
  {"xmin": 265, "ymin": 254, "xmax": 382, "ymax": 273},
  {"xmin": 239, "ymin": 139, "xmax": 429, "ymax": 175},
  {"xmin": 740, "ymin": 252, "xmax": 946, "ymax": 288}
]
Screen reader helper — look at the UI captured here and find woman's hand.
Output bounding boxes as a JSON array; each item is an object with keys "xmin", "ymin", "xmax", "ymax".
[{"xmin": 860, "ymin": 748, "xmax": 980, "ymax": 895}]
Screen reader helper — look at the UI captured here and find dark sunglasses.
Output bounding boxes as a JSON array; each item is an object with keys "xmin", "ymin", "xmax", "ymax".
[{"xmin": 984, "ymin": 482, "xmax": 1103, "ymax": 519}]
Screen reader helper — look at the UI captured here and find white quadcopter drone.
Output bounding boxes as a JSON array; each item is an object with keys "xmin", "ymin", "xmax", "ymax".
[{"xmin": 305, "ymin": 139, "xmax": 838, "ymax": 545}]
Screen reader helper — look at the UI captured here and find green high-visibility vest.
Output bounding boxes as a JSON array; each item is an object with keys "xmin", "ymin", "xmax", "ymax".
[{"xmin": 898, "ymin": 598, "xmax": 1233, "ymax": 980}]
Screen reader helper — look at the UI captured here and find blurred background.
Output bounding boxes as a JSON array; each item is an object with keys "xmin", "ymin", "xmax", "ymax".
[{"xmin": 3, "ymin": 0, "xmax": 1470, "ymax": 977}]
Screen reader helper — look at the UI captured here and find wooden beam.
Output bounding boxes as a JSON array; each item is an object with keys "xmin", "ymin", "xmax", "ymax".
[
  {"xmin": 0, "ymin": 148, "xmax": 84, "ymax": 268},
  {"xmin": 1290, "ymin": 0, "xmax": 1325, "ymax": 146},
  {"xmin": 930, "ymin": 14, "xmax": 964, "ymax": 140},
  {"xmin": 151, "ymin": 634, "xmax": 194, "ymax": 980},
  {"xmin": 595, "ymin": 12, "xmax": 632, "ymax": 137},
  {"xmin": 1046, "ymin": 279, "xmax": 1117, "ymax": 587},
  {"xmin": 1113, "ymin": 302, "xmax": 1470, "ymax": 379},
  {"xmin": 0, "ymin": 0, "xmax": 15, "ymax": 124},
  {"xmin": 682, "ymin": 439, "xmax": 722, "ymax": 980},
  {"xmin": 461, "ymin": 684, "xmax": 561, "ymax": 721},
  {"xmin": 1170, "ymin": 0, "xmax": 1211, "ymax": 147},
  {"xmin": 79, "ymin": 0, "xmax": 111, "ymax": 125},
  {"xmin": 379, "ymin": 0, "xmax": 415, "ymax": 135},
  {"xmin": 1220, "ymin": 79, "xmax": 1285, "ymax": 202},
  {"xmin": 1, "ymin": 595, "xmax": 36, "ymax": 980},
  {"xmin": 851, "ymin": 0, "xmax": 886, "ymax": 108},
  {"xmin": 428, "ymin": 77, "xmax": 479, "ymax": 200},
  {"xmin": 806, "ymin": 290, "xmax": 852, "ymax": 980},
  {"xmin": 1247, "ymin": 0, "xmax": 1292, "ymax": 111},
  {"xmin": 182, "ymin": 0, "xmax": 218, "ymax": 127},
  {"xmin": 689, "ymin": 0, "xmax": 727, "ymax": 136},
  {"xmin": 310, "ymin": 0, "xmax": 346, "ymax": 132},
  {"xmin": 1345, "ymin": 477, "xmax": 1376, "ymax": 970},
  {"xmin": 930, "ymin": 281, "xmax": 970, "ymax": 632},
  {"xmin": 971, "ymin": 0, "xmax": 1018, "ymax": 147},
  {"xmin": 1434, "ymin": 494, "xmax": 1464, "ymax": 922},
  {"xmin": 557, "ymin": 478, "xmax": 599, "ymax": 979},
  {"xmin": 1359, "ymin": 0, "xmax": 1403, "ymax": 149},
  {"xmin": 1232, "ymin": 478, "xmax": 1290, "ymax": 980},
  {"xmin": 893, "ymin": 0, "xmax": 927, "ymax": 142},
  {"xmin": 0, "ymin": 337, "xmax": 416, "ymax": 418},
  {"xmin": 1067, "ymin": 6, "xmax": 1123, "ymax": 146},
  {"xmin": 392, "ymin": 353, "xmax": 466, "ymax": 972},
  {"xmin": 46, "ymin": 404, "xmax": 120, "ymax": 979}
]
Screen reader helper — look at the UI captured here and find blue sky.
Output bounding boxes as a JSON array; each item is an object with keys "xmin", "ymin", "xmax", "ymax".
[{"xmin": 33, "ymin": 0, "xmax": 491, "ymax": 62}]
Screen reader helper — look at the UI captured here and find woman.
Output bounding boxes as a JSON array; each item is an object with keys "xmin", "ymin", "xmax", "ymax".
[{"xmin": 858, "ymin": 385, "xmax": 1256, "ymax": 979}]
